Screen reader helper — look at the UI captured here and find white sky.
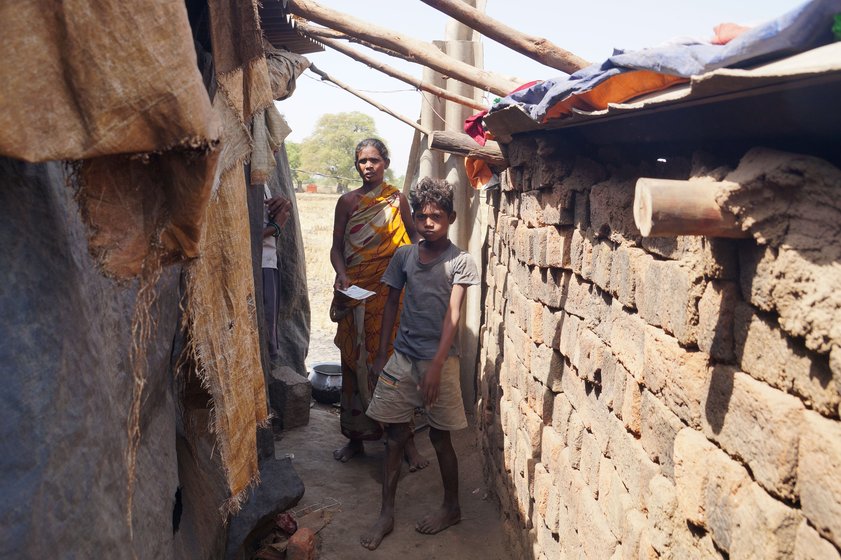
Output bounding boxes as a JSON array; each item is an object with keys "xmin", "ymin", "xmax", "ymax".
[{"xmin": 276, "ymin": 0, "xmax": 806, "ymax": 176}]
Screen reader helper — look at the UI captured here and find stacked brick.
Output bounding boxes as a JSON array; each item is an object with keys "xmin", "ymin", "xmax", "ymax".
[{"xmin": 476, "ymin": 138, "xmax": 841, "ymax": 560}]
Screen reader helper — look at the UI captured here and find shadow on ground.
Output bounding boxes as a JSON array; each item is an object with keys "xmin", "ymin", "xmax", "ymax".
[{"xmin": 276, "ymin": 406, "xmax": 512, "ymax": 560}]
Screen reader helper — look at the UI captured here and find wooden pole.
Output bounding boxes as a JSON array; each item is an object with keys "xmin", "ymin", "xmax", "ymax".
[
  {"xmin": 295, "ymin": 27, "xmax": 487, "ymax": 112},
  {"xmin": 291, "ymin": 20, "xmax": 406, "ymax": 60},
  {"xmin": 307, "ymin": 64, "xmax": 431, "ymax": 136},
  {"xmin": 285, "ymin": 0, "xmax": 524, "ymax": 96},
  {"xmin": 420, "ymin": 0, "xmax": 590, "ymax": 74},
  {"xmin": 430, "ymin": 130, "xmax": 507, "ymax": 167},
  {"xmin": 633, "ymin": 178, "xmax": 749, "ymax": 238}
]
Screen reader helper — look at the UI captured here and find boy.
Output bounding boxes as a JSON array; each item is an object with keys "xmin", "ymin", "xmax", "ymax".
[{"xmin": 360, "ymin": 177, "xmax": 480, "ymax": 551}]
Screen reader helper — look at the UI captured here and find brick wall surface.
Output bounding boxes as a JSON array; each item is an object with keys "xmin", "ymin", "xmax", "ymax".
[{"xmin": 476, "ymin": 141, "xmax": 841, "ymax": 559}]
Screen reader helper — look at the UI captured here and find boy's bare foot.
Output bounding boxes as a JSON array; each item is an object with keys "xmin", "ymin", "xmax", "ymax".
[
  {"xmin": 360, "ymin": 514, "xmax": 394, "ymax": 550},
  {"xmin": 333, "ymin": 439, "xmax": 363, "ymax": 462},
  {"xmin": 405, "ymin": 439, "xmax": 429, "ymax": 472},
  {"xmin": 415, "ymin": 505, "xmax": 461, "ymax": 534}
]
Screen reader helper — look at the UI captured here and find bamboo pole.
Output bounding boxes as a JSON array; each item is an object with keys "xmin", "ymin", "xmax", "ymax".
[
  {"xmin": 286, "ymin": 0, "xmax": 524, "ymax": 96},
  {"xmin": 633, "ymin": 178, "xmax": 749, "ymax": 238},
  {"xmin": 295, "ymin": 26, "xmax": 488, "ymax": 112},
  {"xmin": 430, "ymin": 130, "xmax": 507, "ymax": 167},
  {"xmin": 307, "ymin": 64, "xmax": 431, "ymax": 136},
  {"xmin": 420, "ymin": 0, "xmax": 590, "ymax": 74}
]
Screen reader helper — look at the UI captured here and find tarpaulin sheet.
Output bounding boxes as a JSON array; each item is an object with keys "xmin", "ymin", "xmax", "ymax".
[{"xmin": 492, "ymin": 0, "xmax": 841, "ymax": 123}]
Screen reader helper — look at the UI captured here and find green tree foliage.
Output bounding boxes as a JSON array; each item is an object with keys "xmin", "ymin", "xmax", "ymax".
[{"xmin": 299, "ymin": 112, "xmax": 396, "ymax": 187}]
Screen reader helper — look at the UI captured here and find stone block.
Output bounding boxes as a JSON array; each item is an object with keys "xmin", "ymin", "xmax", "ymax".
[
  {"xmin": 543, "ymin": 267, "xmax": 570, "ymax": 309},
  {"xmin": 540, "ymin": 185, "xmax": 575, "ymax": 225},
  {"xmin": 605, "ymin": 302, "xmax": 646, "ymax": 381},
  {"xmin": 531, "ymin": 343, "xmax": 563, "ymax": 393},
  {"xmin": 620, "ymin": 376, "xmax": 642, "ymax": 436},
  {"xmin": 569, "ymin": 228, "xmax": 590, "ymax": 276},
  {"xmin": 734, "ymin": 303, "xmax": 839, "ymax": 417},
  {"xmin": 579, "ymin": 430, "xmax": 602, "ymax": 495},
  {"xmin": 542, "ymin": 308, "xmax": 562, "ymax": 352},
  {"xmin": 673, "ymin": 427, "xmax": 751, "ymax": 553},
  {"xmin": 591, "ymin": 239, "xmax": 615, "ymax": 294},
  {"xmin": 558, "ymin": 312, "xmax": 582, "ymax": 360},
  {"xmin": 620, "ymin": 509, "xmax": 648, "ymax": 560},
  {"xmin": 609, "ymin": 244, "xmax": 646, "ymax": 310},
  {"xmin": 598, "ymin": 457, "xmax": 631, "ymax": 539},
  {"xmin": 697, "ymin": 280, "xmax": 740, "ymax": 363},
  {"xmin": 528, "ymin": 299, "xmax": 546, "ymax": 345},
  {"xmin": 575, "ymin": 483, "xmax": 619, "ymax": 559},
  {"xmin": 646, "ymin": 475, "xmax": 678, "ymax": 556},
  {"xmin": 730, "ymin": 483, "xmax": 801, "ymax": 560},
  {"xmin": 703, "ymin": 368, "xmax": 803, "ymax": 501},
  {"xmin": 604, "ymin": 414, "xmax": 659, "ymax": 509},
  {"xmin": 640, "ymin": 390, "xmax": 685, "ymax": 480},
  {"xmin": 541, "ymin": 425, "xmax": 565, "ymax": 474},
  {"xmin": 525, "ymin": 373, "xmax": 553, "ymax": 421},
  {"xmin": 589, "ymin": 177, "xmax": 640, "ymax": 245},
  {"xmin": 599, "ymin": 351, "xmax": 627, "ymax": 414},
  {"xmin": 637, "ymin": 258, "xmax": 705, "ymax": 346},
  {"xmin": 533, "ymin": 462, "xmax": 552, "ymax": 520},
  {"xmin": 546, "ymin": 226, "xmax": 573, "ymax": 269},
  {"xmin": 520, "ymin": 190, "xmax": 542, "ymax": 227},
  {"xmin": 567, "ymin": 411, "xmax": 585, "ymax": 469},
  {"xmin": 551, "ymin": 393, "xmax": 573, "ymax": 439},
  {"xmin": 795, "ymin": 519, "xmax": 841, "ymax": 560},
  {"xmin": 534, "ymin": 227, "xmax": 550, "ymax": 267},
  {"xmin": 799, "ymin": 410, "xmax": 841, "ymax": 549},
  {"xmin": 643, "ymin": 325, "xmax": 709, "ymax": 428},
  {"xmin": 268, "ymin": 366, "xmax": 312, "ymax": 430}
]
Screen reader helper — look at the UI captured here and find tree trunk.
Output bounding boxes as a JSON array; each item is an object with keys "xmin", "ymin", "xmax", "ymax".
[
  {"xmin": 420, "ymin": 0, "xmax": 590, "ymax": 74},
  {"xmin": 286, "ymin": 0, "xmax": 523, "ymax": 96},
  {"xmin": 633, "ymin": 178, "xmax": 749, "ymax": 238}
]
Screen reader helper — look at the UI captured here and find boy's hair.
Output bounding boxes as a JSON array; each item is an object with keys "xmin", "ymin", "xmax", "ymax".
[
  {"xmin": 354, "ymin": 138, "xmax": 389, "ymax": 164},
  {"xmin": 410, "ymin": 177, "xmax": 454, "ymax": 215}
]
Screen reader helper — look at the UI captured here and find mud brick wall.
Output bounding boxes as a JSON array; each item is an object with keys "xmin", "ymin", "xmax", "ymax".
[{"xmin": 476, "ymin": 136, "xmax": 841, "ymax": 560}]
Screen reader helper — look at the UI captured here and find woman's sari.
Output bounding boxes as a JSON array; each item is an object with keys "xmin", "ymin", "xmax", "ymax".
[{"xmin": 333, "ymin": 183, "xmax": 410, "ymax": 441}]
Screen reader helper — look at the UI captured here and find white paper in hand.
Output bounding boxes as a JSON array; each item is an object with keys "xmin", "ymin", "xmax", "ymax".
[{"xmin": 338, "ymin": 285, "xmax": 376, "ymax": 301}]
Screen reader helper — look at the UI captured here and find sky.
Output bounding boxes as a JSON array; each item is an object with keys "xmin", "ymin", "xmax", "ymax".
[{"xmin": 275, "ymin": 0, "xmax": 806, "ymax": 177}]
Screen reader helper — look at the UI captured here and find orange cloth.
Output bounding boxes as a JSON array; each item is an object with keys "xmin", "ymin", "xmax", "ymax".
[
  {"xmin": 543, "ymin": 70, "xmax": 687, "ymax": 122},
  {"xmin": 333, "ymin": 183, "xmax": 411, "ymax": 440}
]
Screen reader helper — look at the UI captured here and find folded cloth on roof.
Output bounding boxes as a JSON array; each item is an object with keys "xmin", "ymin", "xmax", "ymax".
[{"xmin": 492, "ymin": 0, "xmax": 841, "ymax": 123}]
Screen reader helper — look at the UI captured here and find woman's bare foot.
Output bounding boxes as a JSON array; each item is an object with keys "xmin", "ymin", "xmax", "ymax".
[
  {"xmin": 360, "ymin": 513, "xmax": 394, "ymax": 550},
  {"xmin": 404, "ymin": 438, "xmax": 429, "ymax": 472},
  {"xmin": 415, "ymin": 505, "xmax": 461, "ymax": 534},
  {"xmin": 333, "ymin": 439, "xmax": 363, "ymax": 462}
]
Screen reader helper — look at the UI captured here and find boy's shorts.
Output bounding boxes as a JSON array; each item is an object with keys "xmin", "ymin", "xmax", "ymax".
[{"xmin": 366, "ymin": 350, "xmax": 467, "ymax": 431}]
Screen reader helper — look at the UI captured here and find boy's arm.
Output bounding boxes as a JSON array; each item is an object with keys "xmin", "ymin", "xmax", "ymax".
[{"xmin": 419, "ymin": 283, "xmax": 468, "ymax": 406}]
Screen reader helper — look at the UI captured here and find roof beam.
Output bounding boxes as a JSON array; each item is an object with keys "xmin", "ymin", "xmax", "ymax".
[
  {"xmin": 419, "ymin": 0, "xmax": 590, "ymax": 74},
  {"xmin": 285, "ymin": 0, "xmax": 524, "ymax": 97},
  {"xmin": 294, "ymin": 23, "xmax": 487, "ymax": 112}
]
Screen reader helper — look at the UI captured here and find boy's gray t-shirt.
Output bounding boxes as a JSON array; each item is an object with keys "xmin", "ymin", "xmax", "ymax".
[{"xmin": 382, "ymin": 242, "xmax": 479, "ymax": 360}]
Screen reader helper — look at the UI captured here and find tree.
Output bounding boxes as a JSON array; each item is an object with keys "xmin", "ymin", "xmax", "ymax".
[
  {"xmin": 285, "ymin": 141, "xmax": 304, "ymax": 191},
  {"xmin": 299, "ymin": 112, "xmax": 394, "ymax": 189}
]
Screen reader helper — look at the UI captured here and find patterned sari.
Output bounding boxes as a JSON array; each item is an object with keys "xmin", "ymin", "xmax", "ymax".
[{"xmin": 333, "ymin": 183, "xmax": 410, "ymax": 441}]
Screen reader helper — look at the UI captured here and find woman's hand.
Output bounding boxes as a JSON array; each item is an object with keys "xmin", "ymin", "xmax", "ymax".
[
  {"xmin": 334, "ymin": 273, "xmax": 350, "ymax": 291},
  {"xmin": 265, "ymin": 196, "xmax": 292, "ymax": 227}
]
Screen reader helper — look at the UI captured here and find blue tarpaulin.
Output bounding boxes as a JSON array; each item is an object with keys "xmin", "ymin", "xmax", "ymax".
[{"xmin": 491, "ymin": 0, "xmax": 841, "ymax": 123}]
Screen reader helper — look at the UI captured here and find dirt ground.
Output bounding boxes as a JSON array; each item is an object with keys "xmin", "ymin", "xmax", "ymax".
[
  {"xmin": 276, "ymin": 405, "xmax": 512, "ymax": 560},
  {"xmin": 289, "ymin": 193, "xmax": 513, "ymax": 560}
]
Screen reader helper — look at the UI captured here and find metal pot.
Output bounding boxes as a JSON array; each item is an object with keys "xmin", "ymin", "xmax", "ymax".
[{"xmin": 309, "ymin": 362, "xmax": 342, "ymax": 404}]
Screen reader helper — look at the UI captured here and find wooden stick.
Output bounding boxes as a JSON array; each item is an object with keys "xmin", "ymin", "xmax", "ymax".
[
  {"xmin": 633, "ymin": 178, "xmax": 749, "ymax": 238},
  {"xmin": 295, "ymin": 26, "xmax": 487, "ymax": 112},
  {"xmin": 286, "ymin": 0, "xmax": 524, "ymax": 96},
  {"xmin": 292, "ymin": 19, "xmax": 407, "ymax": 60},
  {"xmin": 419, "ymin": 0, "xmax": 590, "ymax": 74},
  {"xmin": 307, "ymin": 64, "xmax": 431, "ymax": 136},
  {"xmin": 430, "ymin": 130, "xmax": 508, "ymax": 167}
]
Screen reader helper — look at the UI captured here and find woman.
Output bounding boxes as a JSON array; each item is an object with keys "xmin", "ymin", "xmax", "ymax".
[{"xmin": 330, "ymin": 138, "xmax": 427, "ymax": 470}]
